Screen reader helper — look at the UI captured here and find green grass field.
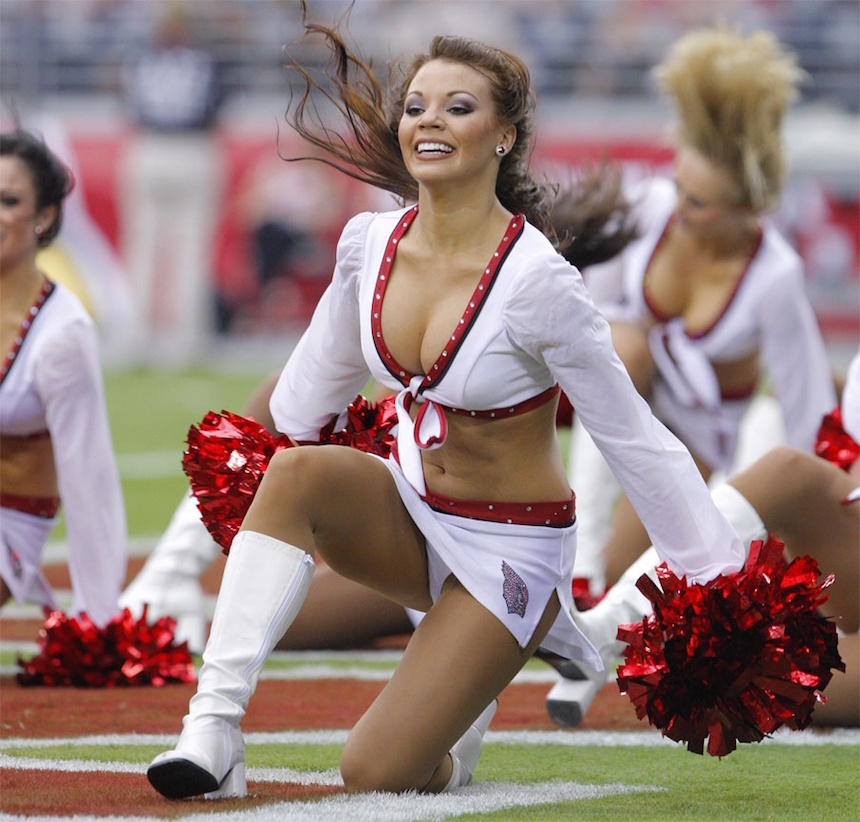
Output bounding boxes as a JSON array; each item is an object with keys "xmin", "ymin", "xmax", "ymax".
[
  {"xmin": 106, "ymin": 366, "xmax": 275, "ymax": 536},
  {"xmin": 14, "ymin": 365, "xmax": 856, "ymax": 821},
  {"xmin": 2, "ymin": 726, "xmax": 857, "ymax": 820}
]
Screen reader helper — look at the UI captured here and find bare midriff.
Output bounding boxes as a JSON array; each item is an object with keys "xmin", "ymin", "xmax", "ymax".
[
  {"xmin": 0, "ymin": 434, "xmax": 59, "ymax": 499},
  {"xmin": 711, "ymin": 352, "xmax": 760, "ymax": 398},
  {"xmin": 418, "ymin": 398, "xmax": 569, "ymax": 503}
]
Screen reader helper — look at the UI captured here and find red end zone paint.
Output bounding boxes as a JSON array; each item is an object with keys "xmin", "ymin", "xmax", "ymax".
[
  {"xmin": 0, "ymin": 769, "xmax": 343, "ymax": 818},
  {"xmin": 0, "ymin": 677, "xmax": 632, "ymax": 739}
]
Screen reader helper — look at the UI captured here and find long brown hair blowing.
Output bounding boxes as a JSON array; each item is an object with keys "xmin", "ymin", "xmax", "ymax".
[
  {"xmin": 552, "ymin": 162, "xmax": 638, "ymax": 270},
  {"xmin": 282, "ymin": 3, "xmax": 559, "ymax": 241}
]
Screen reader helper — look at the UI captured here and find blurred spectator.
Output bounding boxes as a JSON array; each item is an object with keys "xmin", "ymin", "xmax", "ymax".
[
  {"xmin": 118, "ymin": 2, "xmax": 226, "ymax": 364},
  {"xmin": 215, "ymin": 144, "xmax": 391, "ymax": 333},
  {"xmin": 221, "ymin": 151, "xmax": 345, "ymax": 331}
]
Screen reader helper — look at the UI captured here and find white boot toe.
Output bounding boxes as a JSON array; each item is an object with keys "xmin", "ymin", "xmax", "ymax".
[{"xmin": 147, "ymin": 720, "xmax": 246, "ymax": 800}]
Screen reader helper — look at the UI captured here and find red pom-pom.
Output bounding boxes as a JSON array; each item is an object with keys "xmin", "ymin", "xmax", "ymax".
[
  {"xmin": 815, "ymin": 406, "xmax": 859, "ymax": 471},
  {"xmin": 571, "ymin": 577, "xmax": 606, "ymax": 611},
  {"xmin": 615, "ymin": 536, "xmax": 844, "ymax": 757},
  {"xmin": 320, "ymin": 394, "xmax": 398, "ymax": 458},
  {"xmin": 183, "ymin": 396, "xmax": 397, "ymax": 552},
  {"xmin": 183, "ymin": 410, "xmax": 294, "ymax": 552},
  {"xmin": 16, "ymin": 607, "xmax": 195, "ymax": 688}
]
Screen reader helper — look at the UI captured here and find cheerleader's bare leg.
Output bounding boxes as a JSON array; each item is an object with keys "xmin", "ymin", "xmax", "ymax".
[
  {"xmin": 340, "ymin": 576, "xmax": 559, "ymax": 792},
  {"xmin": 277, "ymin": 563, "xmax": 415, "ymax": 650},
  {"xmin": 568, "ymin": 321, "xmax": 656, "ymax": 595},
  {"xmin": 147, "ymin": 444, "xmax": 504, "ymax": 797}
]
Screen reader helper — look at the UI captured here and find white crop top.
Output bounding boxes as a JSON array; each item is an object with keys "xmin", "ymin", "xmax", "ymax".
[
  {"xmin": 270, "ymin": 205, "xmax": 745, "ymax": 583},
  {"xmin": 0, "ymin": 280, "xmax": 126, "ymax": 624},
  {"xmin": 585, "ymin": 177, "xmax": 836, "ymax": 452}
]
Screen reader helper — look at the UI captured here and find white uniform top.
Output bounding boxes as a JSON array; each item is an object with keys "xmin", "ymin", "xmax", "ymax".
[
  {"xmin": 271, "ymin": 206, "xmax": 744, "ymax": 587},
  {"xmin": 584, "ymin": 178, "xmax": 836, "ymax": 471},
  {"xmin": 0, "ymin": 281, "xmax": 126, "ymax": 625}
]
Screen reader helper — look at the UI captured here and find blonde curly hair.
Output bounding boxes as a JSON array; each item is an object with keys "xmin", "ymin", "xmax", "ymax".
[{"xmin": 654, "ymin": 25, "xmax": 806, "ymax": 213}]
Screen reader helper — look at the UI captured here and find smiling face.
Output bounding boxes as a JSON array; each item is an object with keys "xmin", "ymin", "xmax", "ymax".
[
  {"xmin": 0, "ymin": 155, "xmax": 53, "ymax": 276},
  {"xmin": 398, "ymin": 58, "xmax": 513, "ymax": 194}
]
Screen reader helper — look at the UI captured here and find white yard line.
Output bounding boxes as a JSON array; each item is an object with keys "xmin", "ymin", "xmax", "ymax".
[
  {"xmin": 1, "ymin": 727, "xmax": 857, "ymax": 751},
  {"xmin": 0, "ymin": 730, "xmax": 855, "ymax": 822},
  {"xmin": 115, "ymin": 451, "xmax": 184, "ymax": 480},
  {"xmin": 0, "ymin": 779, "xmax": 659, "ymax": 822},
  {"xmin": 166, "ymin": 782, "xmax": 660, "ymax": 822},
  {"xmin": 3, "ymin": 634, "xmax": 558, "ymax": 683}
]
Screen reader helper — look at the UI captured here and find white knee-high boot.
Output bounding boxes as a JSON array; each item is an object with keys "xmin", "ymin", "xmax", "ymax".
[
  {"xmin": 119, "ymin": 492, "xmax": 221, "ymax": 653},
  {"xmin": 567, "ymin": 417, "xmax": 620, "ymax": 595},
  {"xmin": 546, "ymin": 483, "xmax": 766, "ymax": 727},
  {"xmin": 147, "ymin": 531, "xmax": 315, "ymax": 799},
  {"xmin": 442, "ymin": 700, "xmax": 497, "ymax": 791}
]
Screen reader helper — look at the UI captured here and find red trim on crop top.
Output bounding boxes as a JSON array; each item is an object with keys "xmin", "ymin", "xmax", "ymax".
[
  {"xmin": 423, "ymin": 487, "xmax": 575, "ymax": 527},
  {"xmin": 0, "ymin": 492, "xmax": 60, "ymax": 519},
  {"xmin": 643, "ymin": 217, "xmax": 763, "ymax": 338},
  {"xmin": 644, "ymin": 217, "xmax": 762, "ymax": 401},
  {"xmin": 444, "ymin": 384, "xmax": 562, "ymax": 419},
  {"xmin": 371, "ymin": 206, "xmax": 525, "ymax": 392},
  {"xmin": 399, "ymin": 383, "xmax": 560, "ymax": 423},
  {"xmin": 0, "ymin": 279, "xmax": 55, "ymax": 385}
]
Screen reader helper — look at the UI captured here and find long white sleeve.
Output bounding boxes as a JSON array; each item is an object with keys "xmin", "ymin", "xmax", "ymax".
[
  {"xmin": 269, "ymin": 212, "xmax": 373, "ymax": 440},
  {"xmin": 34, "ymin": 316, "xmax": 126, "ymax": 626},
  {"xmin": 757, "ymin": 257, "xmax": 836, "ymax": 451},
  {"xmin": 505, "ymin": 253, "xmax": 745, "ymax": 584}
]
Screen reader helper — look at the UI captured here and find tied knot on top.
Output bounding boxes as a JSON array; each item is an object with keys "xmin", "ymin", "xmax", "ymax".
[{"xmin": 615, "ymin": 536, "xmax": 844, "ymax": 757}]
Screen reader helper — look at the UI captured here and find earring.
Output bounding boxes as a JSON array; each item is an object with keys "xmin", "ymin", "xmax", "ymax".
[
  {"xmin": 495, "ymin": 144, "xmax": 507, "ymax": 157},
  {"xmin": 34, "ymin": 226, "xmax": 44, "ymax": 236}
]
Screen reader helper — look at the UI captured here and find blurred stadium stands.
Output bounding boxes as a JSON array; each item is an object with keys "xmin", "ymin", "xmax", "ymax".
[
  {"xmin": 1, "ymin": 0, "xmax": 857, "ymax": 361},
  {"xmin": 2, "ymin": 0, "xmax": 858, "ymax": 109}
]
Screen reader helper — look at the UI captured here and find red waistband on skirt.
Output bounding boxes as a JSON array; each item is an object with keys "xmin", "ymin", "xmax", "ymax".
[
  {"xmin": 0, "ymin": 492, "xmax": 61, "ymax": 519},
  {"xmin": 720, "ymin": 381, "xmax": 758, "ymax": 401},
  {"xmin": 422, "ymin": 487, "xmax": 575, "ymax": 526}
]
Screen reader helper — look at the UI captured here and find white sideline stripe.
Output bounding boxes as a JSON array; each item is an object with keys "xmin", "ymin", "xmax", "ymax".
[
  {"xmin": 0, "ymin": 778, "xmax": 656, "ymax": 822},
  {"xmin": 198, "ymin": 782, "xmax": 659, "ymax": 822},
  {"xmin": 1, "ymin": 643, "xmax": 40, "ymax": 655},
  {"xmin": 0, "ymin": 754, "xmax": 341, "ymax": 785},
  {"xmin": 257, "ymin": 665, "xmax": 557, "ymax": 684},
  {"xmin": 1, "ymin": 727, "xmax": 857, "ymax": 751},
  {"xmin": 269, "ymin": 649, "xmax": 406, "ymax": 664},
  {"xmin": 41, "ymin": 536, "xmax": 157, "ymax": 564},
  {"xmin": 0, "ymin": 731, "xmax": 854, "ymax": 822},
  {"xmin": 116, "ymin": 451, "xmax": 183, "ymax": 480}
]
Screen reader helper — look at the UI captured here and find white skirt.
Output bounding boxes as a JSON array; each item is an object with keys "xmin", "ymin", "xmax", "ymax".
[
  {"xmin": 377, "ymin": 455, "xmax": 602, "ymax": 669},
  {"xmin": 0, "ymin": 505, "xmax": 59, "ymax": 611}
]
